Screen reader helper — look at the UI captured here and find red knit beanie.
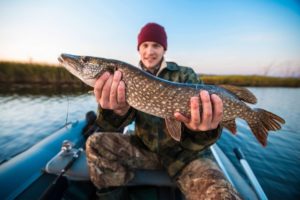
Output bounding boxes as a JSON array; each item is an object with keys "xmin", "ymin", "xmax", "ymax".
[{"xmin": 137, "ymin": 23, "xmax": 167, "ymax": 50}]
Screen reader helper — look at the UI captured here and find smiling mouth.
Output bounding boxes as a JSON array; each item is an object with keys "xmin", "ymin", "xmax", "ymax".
[{"xmin": 146, "ymin": 57, "xmax": 156, "ymax": 61}]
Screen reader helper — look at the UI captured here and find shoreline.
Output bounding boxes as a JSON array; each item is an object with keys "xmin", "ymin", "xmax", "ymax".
[
  {"xmin": 200, "ymin": 74, "xmax": 300, "ymax": 87},
  {"xmin": 1, "ymin": 61, "xmax": 300, "ymax": 90}
]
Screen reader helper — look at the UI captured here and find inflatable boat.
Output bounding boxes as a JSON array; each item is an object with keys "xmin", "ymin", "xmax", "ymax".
[{"xmin": 0, "ymin": 111, "xmax": 266, "ymax": 200}]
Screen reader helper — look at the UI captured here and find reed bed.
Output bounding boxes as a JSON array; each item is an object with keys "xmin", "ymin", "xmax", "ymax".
[
  {"xmin": 201, "ymin": 74, "xmax": 300, "ymax": 87},
  {"xmin": 1, "ymin": 62, "xmax": 299, "ymax": 88}
]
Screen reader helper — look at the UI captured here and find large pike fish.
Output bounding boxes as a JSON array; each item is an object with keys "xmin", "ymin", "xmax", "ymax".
[{"xmin": 58, "ymin": 53, "xmax": 285, "ymax": 146}]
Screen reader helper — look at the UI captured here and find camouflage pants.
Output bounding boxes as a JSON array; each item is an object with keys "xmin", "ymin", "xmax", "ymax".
[{"xmin": 86, "ymin": 132, "xmax": 241, "ymax": 200}]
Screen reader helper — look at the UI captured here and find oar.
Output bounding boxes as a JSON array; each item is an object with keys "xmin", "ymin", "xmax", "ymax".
[{"xmin": 234, "ymin": 148, "xmax": 268, "ymax": 200}]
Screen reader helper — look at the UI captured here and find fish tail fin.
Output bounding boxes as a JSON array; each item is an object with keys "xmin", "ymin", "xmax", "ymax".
[{"xmin": 248, "ymin": 108, "xmax": 285, "ymax": 147}]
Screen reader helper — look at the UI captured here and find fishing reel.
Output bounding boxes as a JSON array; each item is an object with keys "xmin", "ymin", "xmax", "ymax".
[{"xmin": 61, "ymin": 140, "xmax": 74, "ymax": 152}]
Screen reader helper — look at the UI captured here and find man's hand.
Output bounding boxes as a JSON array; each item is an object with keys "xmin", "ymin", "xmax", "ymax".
[
  {"xmin": 174, "ymin": 90, "xmax": 223, "ymax": 131},
  {"xmin": 94, "ymin": 70, "xmax": 130, "ymax": 116}
]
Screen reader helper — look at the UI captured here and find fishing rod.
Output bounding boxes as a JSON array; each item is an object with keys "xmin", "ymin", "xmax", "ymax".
[
  {"xmin": 37, "ymin": 110, "xmax": 98, "ymax": 200},
  {"xmin": 39, "ymin": 143, "xmax": 83, "ymax": 200}
]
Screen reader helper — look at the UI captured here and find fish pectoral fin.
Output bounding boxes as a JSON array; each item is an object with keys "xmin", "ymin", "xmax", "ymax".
[
  {"xmin": 222, "ymin": 119, "xmax": 237, "ymax": 135},
  {"xmin": 165, "ymin": 118, "xmax": 182, "ymax": 142},
  {"xmin": 219, "ymin": 84, "xmax": 257, "ymax": 104}
]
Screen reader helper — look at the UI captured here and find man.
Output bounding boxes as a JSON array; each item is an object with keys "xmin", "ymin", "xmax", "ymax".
[{"xmin": 86, "ymin": 23, "xmax": 241, "ymax": 200}]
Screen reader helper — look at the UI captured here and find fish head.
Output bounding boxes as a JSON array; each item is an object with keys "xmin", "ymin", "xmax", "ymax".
[{"xmin": 58, "ymin": 53, "xmax": 117, "ymax": 87}]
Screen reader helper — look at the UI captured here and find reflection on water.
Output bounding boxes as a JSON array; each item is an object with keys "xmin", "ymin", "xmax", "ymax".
[{"xmin": 0, "ymin": 87, "xmax": 299, "ymax": 199}]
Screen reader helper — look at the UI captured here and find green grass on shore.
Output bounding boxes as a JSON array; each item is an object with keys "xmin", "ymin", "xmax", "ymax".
[
  {"xmin": 1, "ymin": 61, "xmax": 299, "ymax": 88},
  {"xmin": 0, "ymin": 61, "xmax": 83, "ymax": 84},
  {"xmin": 201, "ymin": 74, "xmax": 300, "ymax": 87}
]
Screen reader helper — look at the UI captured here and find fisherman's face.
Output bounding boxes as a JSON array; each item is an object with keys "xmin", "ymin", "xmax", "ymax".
[{"xmin": 139, "ymin": 41, "xmax": 165, "ymax": 71}]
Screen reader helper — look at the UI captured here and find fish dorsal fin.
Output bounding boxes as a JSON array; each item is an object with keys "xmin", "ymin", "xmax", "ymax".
[
  {"xmin": 219, "ymin": 84, "xmax": 257, "ymax": 104},
  {"xmin": 165, "ymin": 118, "xmax": 182, "ymax": 142}
]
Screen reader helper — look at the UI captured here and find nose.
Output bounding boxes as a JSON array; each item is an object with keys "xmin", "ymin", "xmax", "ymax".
[{"xmin": 145, "ymin": 46, "xmax": 154, "ymax": 55}]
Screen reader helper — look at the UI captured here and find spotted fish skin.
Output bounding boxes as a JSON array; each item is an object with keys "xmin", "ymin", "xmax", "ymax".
[{"xmin": 58, "ymin": 53, "xmax": 285, "ymax": 146}]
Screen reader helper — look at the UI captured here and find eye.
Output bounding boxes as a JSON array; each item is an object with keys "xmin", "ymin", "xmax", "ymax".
[
  {"xmin": 153, "ymin": 43, "xmax": 161, "ymax": 48},
  {"xmin": 141, "ymin": 43, "xmax": 148, "ymax": 49},
  {"xmin": 81, "ymin": 57, "xmax": 88, "ymax": 63}
]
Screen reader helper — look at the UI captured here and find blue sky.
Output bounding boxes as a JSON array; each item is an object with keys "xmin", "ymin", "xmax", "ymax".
[{"xmin": 0, "ymin": 0, "xmax": 299, "ymax": 76}]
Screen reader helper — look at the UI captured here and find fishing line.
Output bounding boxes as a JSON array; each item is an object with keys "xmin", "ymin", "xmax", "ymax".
[
  {"xmin": 56, "ymin": 66, "xmax": 70, "ymax": 128},
  {"xmin": 65, "ymin": 95, "xmax": 70, "ymax": 126}
]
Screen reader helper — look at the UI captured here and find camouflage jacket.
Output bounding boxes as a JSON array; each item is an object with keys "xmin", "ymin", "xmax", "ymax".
[{"xmin": 96, "ymin": 61, "xmax": 222, "ymax": 177}]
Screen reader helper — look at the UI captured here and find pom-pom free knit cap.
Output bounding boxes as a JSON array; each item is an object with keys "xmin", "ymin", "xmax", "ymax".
[{"xmin": 137, "ymin": 23, "xmax": 167, "ymax": 50}]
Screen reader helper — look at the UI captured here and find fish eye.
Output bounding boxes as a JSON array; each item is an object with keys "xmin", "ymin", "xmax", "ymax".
[{"xmin": 81, "ymin": 57, "xmax": 88, "ymax": 63}]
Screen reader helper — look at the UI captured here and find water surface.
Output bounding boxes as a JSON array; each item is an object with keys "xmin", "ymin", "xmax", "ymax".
[
  {"xmin": 0, "ymin": 88, "xmax": 299, "ymax": 199},
  {"xmin": 217, "ymin": 87, "xmax": 300, "ymax": 199}
]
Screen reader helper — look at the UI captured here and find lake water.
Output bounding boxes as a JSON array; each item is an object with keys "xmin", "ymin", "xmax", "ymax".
[{"xmin": 0, "ymin": 87, "xmax": 299, "ymax": 199}]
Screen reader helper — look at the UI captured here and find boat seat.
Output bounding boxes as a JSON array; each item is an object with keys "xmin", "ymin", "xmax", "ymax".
[{"xmin": 45, "ymin": 148, "xmax": 176, "ymax": 186}]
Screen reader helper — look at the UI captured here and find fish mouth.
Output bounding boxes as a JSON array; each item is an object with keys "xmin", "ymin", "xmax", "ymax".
[
  {"xmin": 58, "ymin": 56, "xmax": 64, "ymax": 63},
  {"xmin": 58, "ymin": 53, "xmax": 80, "ymax": 64},
  {"xmin": 58, "ymin": 53, "xmax": 83, "ymax": 76}
]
